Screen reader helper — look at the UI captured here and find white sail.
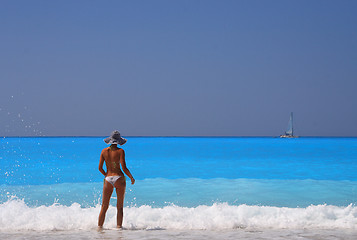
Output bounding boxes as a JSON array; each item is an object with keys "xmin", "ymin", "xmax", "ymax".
[{"xmin": 285, "ymin": 112, "xmax": 293, "ymax": 136}]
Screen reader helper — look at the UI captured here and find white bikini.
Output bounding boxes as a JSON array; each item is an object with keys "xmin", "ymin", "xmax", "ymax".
[{"xmin": 105, "ymin": 176, "xmax": 122, "ymax": 186}]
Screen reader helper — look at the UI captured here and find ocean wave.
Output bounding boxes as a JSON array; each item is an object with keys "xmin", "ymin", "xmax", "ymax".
[{"xmin": 0, "ymin": 198, "xmax": 356, "ymax": 231}]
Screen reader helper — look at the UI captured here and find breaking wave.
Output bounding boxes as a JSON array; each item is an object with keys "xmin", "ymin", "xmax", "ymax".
[{"xmin": 1, "ymin": 198, "xmax": 356, "ymax": 231}]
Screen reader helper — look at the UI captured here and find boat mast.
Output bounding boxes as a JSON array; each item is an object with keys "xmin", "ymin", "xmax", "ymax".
[{"xmin": 291, "ymin": 112, "xmax": 294, "ymax": 136}]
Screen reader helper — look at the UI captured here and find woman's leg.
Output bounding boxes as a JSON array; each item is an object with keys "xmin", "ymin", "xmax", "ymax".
[
  {"xmin": 98, "ymin": 180, "xmax": 114, "ymax": 227},
  {"xmin": 114, "ymin": 178, "xmax": 126, "ymax": 228}
]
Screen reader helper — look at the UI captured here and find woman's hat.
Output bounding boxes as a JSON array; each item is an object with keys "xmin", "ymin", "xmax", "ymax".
[{"xmin": 104, "ymin": 130, "xmax": 127, "ymax": 145}]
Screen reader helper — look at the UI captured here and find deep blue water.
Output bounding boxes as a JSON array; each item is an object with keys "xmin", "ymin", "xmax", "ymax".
[
  {"xmin": 1, "ymin": 137, "xmax": 357, "ymax": 186},
  {"xmin": 1, "ymin": 137, "xmax": 357, "ymax": 208}
]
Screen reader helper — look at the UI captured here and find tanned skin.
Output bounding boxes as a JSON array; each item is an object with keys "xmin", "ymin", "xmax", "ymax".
[{"xmin": 98, "ymin": 144, "xmax": 135, "ymax": 228}]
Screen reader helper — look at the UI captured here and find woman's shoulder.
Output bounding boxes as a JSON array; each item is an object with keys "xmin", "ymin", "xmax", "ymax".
[
  {"xmin": 101, "ymin": 147, "xmax": 124, "ymax": 153},
  {"xmin": 101, "ymin": 147, "xmax": 110, "ymax": 153}
]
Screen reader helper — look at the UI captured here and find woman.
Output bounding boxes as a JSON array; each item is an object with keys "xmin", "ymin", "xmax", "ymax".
[{"xmin": 98, "ymin": 130, "xmax": 135, "ymax": 228}]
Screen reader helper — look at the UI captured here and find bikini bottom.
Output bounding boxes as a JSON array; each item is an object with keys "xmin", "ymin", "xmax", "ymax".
[{"xmin": 105, "ymin": 175, "xmax": 124, "ymax": 186}]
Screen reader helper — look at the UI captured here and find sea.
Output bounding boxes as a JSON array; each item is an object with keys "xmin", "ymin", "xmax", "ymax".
[{"xmin": 1, "ymin": 137, "xmax": 357, "ymax": 239}]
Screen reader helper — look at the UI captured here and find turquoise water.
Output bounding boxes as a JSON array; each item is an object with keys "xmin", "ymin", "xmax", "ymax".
[
  {"xmin": 2, "ymin": 137, "xmax": 357, "ymax": 185},
  {"xmin": 1, "ymin": 137, "xmax": 357, "ymax": 237}
]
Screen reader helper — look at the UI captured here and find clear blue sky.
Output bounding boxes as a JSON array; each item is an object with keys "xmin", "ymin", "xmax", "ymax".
[{"xmin": 1, "ymin": 0, "xmax": 356, "ymax": 136}]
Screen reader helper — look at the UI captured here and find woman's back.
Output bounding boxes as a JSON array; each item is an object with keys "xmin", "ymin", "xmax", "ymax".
[{"xmin": 102, "ymin": 147, "xmax": 124, "ymax": 176}]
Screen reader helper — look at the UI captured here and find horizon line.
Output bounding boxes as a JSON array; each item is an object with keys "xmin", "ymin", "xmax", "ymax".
[{"xmin": 1, "ymin": 135, "xmax": 357, "ymax": 138}]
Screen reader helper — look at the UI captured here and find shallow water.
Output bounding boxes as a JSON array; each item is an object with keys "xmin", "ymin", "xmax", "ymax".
[{"xmin": 1, "ymin": 229, "xmax": 357, "ymax": 240}]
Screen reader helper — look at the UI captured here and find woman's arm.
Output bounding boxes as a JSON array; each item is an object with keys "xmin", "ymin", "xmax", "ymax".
[
  {"xmin": 120, "ymin": 149, "xmax": 135, "ymax": 184},
  {"xmin": 98, "ymin": 151, "xmax": 106, "ymax": 176}
]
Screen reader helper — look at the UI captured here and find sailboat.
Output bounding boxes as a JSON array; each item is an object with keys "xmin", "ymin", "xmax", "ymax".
[{"xmin": 280, "ymin": 112, "xmax": 298, "ymax": 138}]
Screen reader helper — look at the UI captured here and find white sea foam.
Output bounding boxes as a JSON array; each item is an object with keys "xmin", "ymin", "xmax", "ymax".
[{"xmin": 0, "ymin": 198, "xmax": 356, "ymax": 231}]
